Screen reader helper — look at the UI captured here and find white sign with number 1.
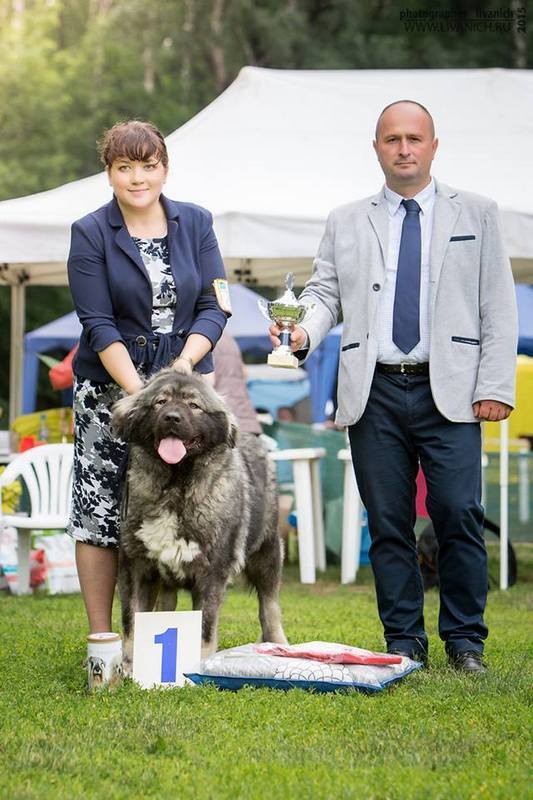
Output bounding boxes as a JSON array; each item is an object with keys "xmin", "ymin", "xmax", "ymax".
[{"xmin": 133, "ymin": 610, "xmax": 202, "ymax": 688}]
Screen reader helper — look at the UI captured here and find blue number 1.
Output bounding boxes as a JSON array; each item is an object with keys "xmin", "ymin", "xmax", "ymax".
[{"xmin": 154, "ymin": 627, "xmax": 179, "ymax": 683}]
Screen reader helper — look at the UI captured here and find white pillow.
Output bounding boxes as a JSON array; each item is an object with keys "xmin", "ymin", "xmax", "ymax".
[{"xmin": 186, "ymin": 642, "xmax": 422, "ymax": 693}]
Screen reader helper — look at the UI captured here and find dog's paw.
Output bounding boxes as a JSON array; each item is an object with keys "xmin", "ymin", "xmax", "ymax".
[
  {"xmin": 121, "ymin": 657, "xmax": 133, "ymax": 678},
  {"xmin": 201, "ymin": 643, "xmax": 217, "ymax": 661},
  {"xmin": 261, "ymin": 629, "xmax": 288, "ymax": 646}
]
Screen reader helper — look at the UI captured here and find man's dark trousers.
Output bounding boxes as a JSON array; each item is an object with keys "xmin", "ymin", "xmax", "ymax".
[{"xmin": 348, "ymin": 370, "xmax": 488, "ymax": 657}]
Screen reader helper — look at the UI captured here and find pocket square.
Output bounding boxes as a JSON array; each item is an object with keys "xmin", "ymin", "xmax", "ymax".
[{"xmin": 450, "ymin": 235, "xmax": 476, "ymax": 242}]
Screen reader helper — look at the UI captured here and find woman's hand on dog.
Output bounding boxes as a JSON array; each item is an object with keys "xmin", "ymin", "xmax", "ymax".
[
  {"xmin": 127, "ymin": 376, "xmax": 145, "ymax": 394},
  {"xmin": 172, "ymin": 355, "xmax": 194, "ymax": 375},
  {"xmin": 268, "ymin": 324, "xmax": 308, "ymax": 352}
]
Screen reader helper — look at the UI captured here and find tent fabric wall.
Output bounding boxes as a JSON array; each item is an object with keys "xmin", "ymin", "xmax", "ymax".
[
  {"xmin": 305, "ymin": 325, "xmax": 342, "ymax": 422},
  {"xmin": 23, "ymin": 311, "xmax": 81, "ymax": 414},
  {"xmin": 223, "ymin": 284, "xmax": 271, "ymax": 351},
  {"xmin": 516, "ymin": 285, "xmax": 533, "ymax": 356}
]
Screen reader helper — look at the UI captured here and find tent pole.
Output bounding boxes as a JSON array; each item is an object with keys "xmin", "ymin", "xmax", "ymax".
[
  {"xmin": 499, "ymin": 417, "xmax": 509, "ymax": 590},
  {"xmin": 9, "ymin": 282, "xmax": 25, "ymax": 425}
]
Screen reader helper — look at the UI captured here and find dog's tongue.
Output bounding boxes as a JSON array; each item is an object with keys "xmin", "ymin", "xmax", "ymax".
[{"xmin": 157, "ymin": 437, "xmax": 187, "ymax": 464}]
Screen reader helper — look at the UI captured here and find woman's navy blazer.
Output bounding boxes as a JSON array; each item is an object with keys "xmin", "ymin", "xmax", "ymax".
[{"xmin": 67, "ymin": 194, "xmax": 229, "ymax": 381}]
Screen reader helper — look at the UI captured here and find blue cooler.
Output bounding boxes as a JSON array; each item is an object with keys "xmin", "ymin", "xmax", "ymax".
[
  {"xmin": 359, "ymin": 509, "xmax": 371, "ymax": 566},
  {"xmin": 288, "ymin": 508, "xmax": 371, "ymax": 567}
]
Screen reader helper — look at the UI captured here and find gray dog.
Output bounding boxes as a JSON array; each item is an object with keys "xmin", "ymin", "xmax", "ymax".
[{"xmin": 112, "ymin": 368, "xmax": 287, "ymax": 671}]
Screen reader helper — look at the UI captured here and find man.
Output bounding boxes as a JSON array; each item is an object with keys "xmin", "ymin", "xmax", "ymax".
[{"xmin": 270, "ymin": 101, "xmax": 517, "ymax": 672}]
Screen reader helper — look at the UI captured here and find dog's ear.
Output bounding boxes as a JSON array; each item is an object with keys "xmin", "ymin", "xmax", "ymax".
[
  {"xmin": 112, "ymin": 393, "xmax": 139, "ymax": 439},
  {"xmin": 226, "ymin": 411, "xmax": 239, "ymax": 448}
]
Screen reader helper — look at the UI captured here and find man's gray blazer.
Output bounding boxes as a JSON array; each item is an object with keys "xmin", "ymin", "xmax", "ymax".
[{"xmin": 299, "ymin": 179, "xmax": 518, "ymax": 426}]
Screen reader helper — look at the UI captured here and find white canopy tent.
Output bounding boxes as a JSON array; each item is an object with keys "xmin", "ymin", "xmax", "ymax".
[{"xmin": 2, "ymin": 66, "xmax": 533, "ymax": 420}]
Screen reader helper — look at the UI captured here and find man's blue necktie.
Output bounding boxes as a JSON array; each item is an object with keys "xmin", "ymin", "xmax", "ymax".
[{"xmin": 392, "ymin": 198, "xmax": 421, "ymax": 354}]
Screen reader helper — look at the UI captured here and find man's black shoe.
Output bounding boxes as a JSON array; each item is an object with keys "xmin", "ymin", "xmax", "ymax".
[
  {"xmin": 448, "ymin": 650, "xmax": 487, "ymax": 674},
  {"xmin": 387, "ymin": 648, "xmax": 428, "ymax": 667}
]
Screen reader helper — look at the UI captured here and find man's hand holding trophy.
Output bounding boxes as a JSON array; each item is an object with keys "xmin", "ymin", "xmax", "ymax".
[{"xmin": 258, "ymin": 273, "xmax": 316, "ymax": 369}]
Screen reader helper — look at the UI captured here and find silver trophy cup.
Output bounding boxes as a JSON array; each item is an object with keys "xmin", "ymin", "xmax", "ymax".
[{"xmin": 258, "ymin": 273, "xmax": 316, "ymax": 368}]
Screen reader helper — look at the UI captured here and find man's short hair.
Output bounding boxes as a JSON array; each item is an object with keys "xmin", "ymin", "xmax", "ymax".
[{"xmin": 375, "ymin": 100, "xmax": 435, "ymax": 140}]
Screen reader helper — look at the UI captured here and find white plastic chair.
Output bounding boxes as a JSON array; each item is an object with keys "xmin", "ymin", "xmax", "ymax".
[
  {"xmin": 337, "ymin": 448, "xmax": 364, "ymax": 584},
  {"xmin": 0, "ymin": 444, "xmax": 74, "ymax": 595},
  {"xmin": 269, "ymin": 447, "xmax": 326, "ymax": 584}
]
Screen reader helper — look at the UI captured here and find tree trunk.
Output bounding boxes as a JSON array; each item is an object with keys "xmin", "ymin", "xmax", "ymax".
[
  {"xmin": 88, "ymin": 0, "xmax": 113, "ymax": 116},
  {"xmin": 181, "ymin": 0, "xmax": 195, "ymax": 101},
  {"xmin": 11, "ymin": 0, "xmax": 24, "ymax": 33},
  {"xmin": 210, "ymin": 0, "xmax": 226, "ymax": 93},
  {"xmin": 143, "ymin": 46, "xmax": 155, "ymax": 94},
  {"xmin": 511, "ymin": 0, "xmax": 527, "ymax": 69},
  {"xmin": 12, "ymin": 0, "xmax": 24, "ymax": 23}
]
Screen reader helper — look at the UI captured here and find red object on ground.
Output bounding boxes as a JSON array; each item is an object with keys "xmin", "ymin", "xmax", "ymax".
[
  {"xmin": 19, "ymin": 436, "xmax": 46, "ymax": 452},
  {"xmin": 255, "ymin": 642, "xmax": 402, "ymax": 665},
  {"xmin": 416, "ymin": 468, "xmax": 429, "ymax": 518},
  {"xmin": 30, "ymin": 549, "xmax": 47, "ymax": 588},
  {"xmin": 49, "ymin": 344, "xmax": 78, "ymax": 391}
]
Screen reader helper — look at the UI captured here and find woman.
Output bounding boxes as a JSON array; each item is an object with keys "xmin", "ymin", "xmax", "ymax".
[{"xmin": 67, "ymin": 120, "xmax": 229, "ymax": 638}]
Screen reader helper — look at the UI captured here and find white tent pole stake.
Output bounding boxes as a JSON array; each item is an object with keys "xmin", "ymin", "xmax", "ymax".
[
  {"xmin": 518, "ymin": 447, "xmax": 529, "ymax": 524},
  {"xmin": 499, "ymin": 417, "xmax": 509, "ymax": 590}
]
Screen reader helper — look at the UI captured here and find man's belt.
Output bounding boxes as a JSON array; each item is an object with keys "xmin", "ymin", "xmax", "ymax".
[{"xmin": 376, "ymin": 362, "xmax": 429, "ymax": 376}]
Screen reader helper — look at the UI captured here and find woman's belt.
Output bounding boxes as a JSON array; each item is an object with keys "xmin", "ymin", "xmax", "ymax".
[{"xmin": 124, "ymin": 330, "xmax": 187, "ymax": 377}]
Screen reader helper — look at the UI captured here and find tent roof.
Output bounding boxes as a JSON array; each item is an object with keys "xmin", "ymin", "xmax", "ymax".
[
  {"xmin": 25, "ymin": 311, "xmax": 81, "ymax": 353},
  {"xmin": 1, "ymin": 67, "xmax": 533, "ymax": 286}
]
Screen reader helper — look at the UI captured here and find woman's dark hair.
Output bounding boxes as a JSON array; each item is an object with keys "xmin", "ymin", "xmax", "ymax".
[{"xmin": 98, "ymin": 120, "xmax": 169, "ymax": 168}]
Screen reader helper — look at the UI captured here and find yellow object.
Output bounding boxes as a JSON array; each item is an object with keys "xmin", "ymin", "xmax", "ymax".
[
  {"xmin": 0, "ymin": 466, "xmax": 22, "ymax": 513},
  {"xmin": 11, "ymin": 407, "xmax": 73, "ymax": 447},
  {"xmin": 484, "ymin": 356, "xmax": 533, "ymax": 452}
]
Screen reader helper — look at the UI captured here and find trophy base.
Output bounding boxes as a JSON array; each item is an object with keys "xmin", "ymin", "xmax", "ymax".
[{"xmin": 267, "ymin": 352, "xmax": 299, "ymax": 369}]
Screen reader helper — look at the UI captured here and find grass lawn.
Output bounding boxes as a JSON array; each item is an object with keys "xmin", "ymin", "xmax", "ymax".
[{"xmin": 1, "ymin": 543, "xmax": 532, "ymax": 800}]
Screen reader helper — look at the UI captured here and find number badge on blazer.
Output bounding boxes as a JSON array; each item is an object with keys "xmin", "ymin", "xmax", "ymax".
[{"xmin": 213, "ymin": 279, "xmax": 232, "ymax": 314}]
